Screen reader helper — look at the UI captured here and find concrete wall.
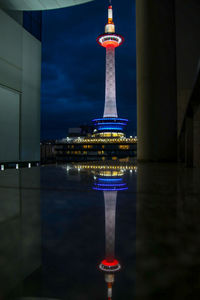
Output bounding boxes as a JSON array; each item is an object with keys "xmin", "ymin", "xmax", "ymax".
[
  {"xmin": 21, "ymin": 30, "xmax": 41, "ymax": 161},
  {"xmin": 0, "ymin": 9, "xmax": 41, "ymax": 163},
  {"xmin": 0, "ymin": 87, "xmax": 20, "ymax": 161},
  {"xmin": 176, "ymin": 0, "xmax": 200, "ymax": 135},
  {"xmin": 175, "ymin": 0, "xmax": 200, "ymax": 167},
  {"xmin": 136, "ymin": 0, "xmax": 200, "ymax": 165},
  {"xmin": 136, "ymin": 0, "xmax": 177, "ymax": 162},
  {"xmin": 194, "ymin": 107, "xmax": 200, "ymax": 167}
]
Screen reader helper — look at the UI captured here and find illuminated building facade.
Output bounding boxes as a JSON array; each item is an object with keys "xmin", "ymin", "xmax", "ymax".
[
  {"xmin": 93, "ymin": 3, "xmax": 128, "ymax": 138},
  {"xmin": 55, "ymin": 137, "xmax": 137, "ymax": 162}
]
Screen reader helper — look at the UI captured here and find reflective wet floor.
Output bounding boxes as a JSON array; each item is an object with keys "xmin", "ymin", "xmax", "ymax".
[{"xmin": 0, "ymin": 163, "xmax": 200, "ymax": 299}]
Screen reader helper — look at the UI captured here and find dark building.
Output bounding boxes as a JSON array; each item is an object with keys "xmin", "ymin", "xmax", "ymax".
[{"xmin": 136, "ymin": 0, "xmax": 200, "ymax": 167}]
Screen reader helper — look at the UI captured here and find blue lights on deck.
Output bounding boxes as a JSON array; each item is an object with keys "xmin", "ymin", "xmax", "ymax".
[
  {"xmin": 95, "ymin": 122, "xmax": 127, "ymax": 126},
  {"xmin": 98, "ymin": 178, "xmax": 122, "ymax": 182},
  {"xmin": 98, "ymin": 127, "xmax": 123, "ymax": 131},
  {"xmin": 92, "ymin": 117, "xmax": 128, "ymax": 133},
  {"xmin": 92, "ymin": 118, "xmax": 128, "ymax": 122},
  {"xmin": 94, "ymin": 183, "xmax": 126, "ymax": 187},
  {"xmin": 93, "ymin": 187, "xmax": 128, "ymax": 191},
  {"xmin": 93, "ymin": 175, "xmax": 128, "ymax": 191}
]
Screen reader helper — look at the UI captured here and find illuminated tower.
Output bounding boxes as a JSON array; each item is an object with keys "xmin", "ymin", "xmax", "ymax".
[
  {"xmin": 93, "ymin": 3, "xmax": 128, "ymax": 138},
  {"xmin": 93, "ymin": 168, "xmax": 127, "ymax": 300}
]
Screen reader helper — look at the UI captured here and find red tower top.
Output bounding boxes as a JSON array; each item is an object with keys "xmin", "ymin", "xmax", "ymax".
[{"xmin": 97, "ymin": 4, "xmax": 124, "ymax": 48}]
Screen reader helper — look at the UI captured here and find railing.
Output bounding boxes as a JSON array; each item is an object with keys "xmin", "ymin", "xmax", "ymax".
[{"xmin": 59, "ymin": 137, "xmax": 138, "ymax": 144}]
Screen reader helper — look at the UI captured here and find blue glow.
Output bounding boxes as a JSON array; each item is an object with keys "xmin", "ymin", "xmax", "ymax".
[
  {"xmin": 93, "ymin": 118, "xmax": 128, "ymax": 122},
  {"xmin": 98, "ymin": 127, "xmax": 123, "ymax": 131},
  {"xmin": 94, "ymin": 122, "xmax": 127, "ymax": 126},
  {"xmin": 98, "ymin": 178, "xmax": 122, "ymax": 182},
  {"xmin": 95, "ymin": 183, "xmax": 126, "ymax": 187},
  {"xmin": 93, "ymin": 187, "xmax": 128, "ymax": 191}
]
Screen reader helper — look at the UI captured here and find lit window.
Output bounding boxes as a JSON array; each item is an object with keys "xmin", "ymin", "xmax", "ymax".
[{"xmin": 119, "ymin": 145, "xmax": 130, "ymax": 150}]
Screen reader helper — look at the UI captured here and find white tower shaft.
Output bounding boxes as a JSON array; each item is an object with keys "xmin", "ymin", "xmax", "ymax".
[
  {"xmin": 104, "ymin": 190, "xmax": 117, "ymax": 261},
  {"xmin": 104, "ymin": 46, "xmax": 118, "ymax": 118}
]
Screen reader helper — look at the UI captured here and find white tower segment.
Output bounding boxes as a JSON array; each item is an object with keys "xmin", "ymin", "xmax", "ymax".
[
  {"xmin": 104, "ymin": 46, "xmax": 117, "ymax": 118},
  {"xmin": 104, "ymin": 190, "xmax": 117, "ymax": 260}
]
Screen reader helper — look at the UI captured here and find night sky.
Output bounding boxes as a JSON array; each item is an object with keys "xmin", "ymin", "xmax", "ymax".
[{"xmin": 41, "ymin": 0, "xmax": 136, "ymax": 141}]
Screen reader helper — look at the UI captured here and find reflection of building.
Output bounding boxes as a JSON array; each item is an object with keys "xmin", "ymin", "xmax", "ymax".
[
  {"xmin": 100, "ymin": 190, "xmax": 120, "ymax": 300},
  {"xmin": 74, "ymin": 162, "xmax": 137, "ymax": 173},
  {"xmin": 74, "ymin": 162, "xmax": 136, "ymax": 299},
  {"xmin": 0, "ymin": 0, "xmax": 92, "ymax": 165},
  {"xmin": 94, "ymin": 167, "xmax": 127, "ymax": 300}
]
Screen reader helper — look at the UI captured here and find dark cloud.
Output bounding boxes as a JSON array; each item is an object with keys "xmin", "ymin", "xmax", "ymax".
[{"xmin": 41, "ymin": 0, "xmax": 136, "ymax": 140}]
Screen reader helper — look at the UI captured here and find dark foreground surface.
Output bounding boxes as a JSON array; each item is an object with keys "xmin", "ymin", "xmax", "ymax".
[{"xmin": 0, "ymin": 162, "xmax": 200, "ymax": 299}]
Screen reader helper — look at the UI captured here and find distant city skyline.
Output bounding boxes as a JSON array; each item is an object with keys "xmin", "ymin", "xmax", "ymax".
[{"xmin": 41, "ymin": 0, "xmax": 136, "ymax": 140}]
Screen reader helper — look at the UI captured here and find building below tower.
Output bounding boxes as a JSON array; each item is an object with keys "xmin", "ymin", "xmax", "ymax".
[{"xmin": 54, "ymin": 135, "xmax": 137, "ymax": 163}]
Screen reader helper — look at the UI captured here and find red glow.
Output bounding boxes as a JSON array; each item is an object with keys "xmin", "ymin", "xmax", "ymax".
[
  {"xmin": 96, "ymin": 34, "xmax": 124, "ymax": 48},
  {"xmin": 108, "ymin": 5, "xmax": 112, "ymax": 9},
  {"xmin": 102, "ymin": 41, "xmax": 119, "ymax": 48},
  {"xmin": 101, "ymin": 259, "xmax": 119, "ymax": 267}
]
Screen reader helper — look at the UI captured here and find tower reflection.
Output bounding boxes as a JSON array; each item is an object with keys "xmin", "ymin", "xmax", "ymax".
[
  {"xmin": 74, "ymin": 162, "xmax": 136, "ymax": 299},
  {"xmin": 93, "ymin": 170, "xmax": 127, "ymax": 300},
  {"xmin": 94, "ymin": 169, "xmax": 127, "ymax": 300}
]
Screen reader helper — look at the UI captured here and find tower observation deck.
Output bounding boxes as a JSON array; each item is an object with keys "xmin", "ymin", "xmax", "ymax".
[{"xmin": 93, "ymin": 3, "xmax": 128, "ymax": 138}]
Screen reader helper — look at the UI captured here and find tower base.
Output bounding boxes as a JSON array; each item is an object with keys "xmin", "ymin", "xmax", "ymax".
[{"xmin": 92, "ymin": 117, "xmax": 128, "ymax": 138}]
